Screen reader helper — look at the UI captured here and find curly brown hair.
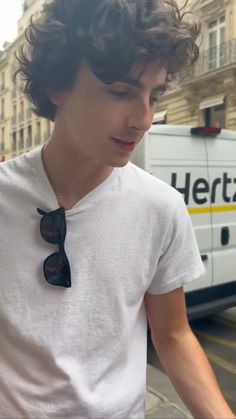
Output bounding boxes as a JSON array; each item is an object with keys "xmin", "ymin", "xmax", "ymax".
[{"xmin": 15, "ymin": 0, "xmax": 201, "ymax": 121}]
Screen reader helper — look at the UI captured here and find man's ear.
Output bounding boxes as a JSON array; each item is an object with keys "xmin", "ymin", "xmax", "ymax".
[{"xmin": 48, "ymin": 91, "xmax": 65, "ymax": 106}]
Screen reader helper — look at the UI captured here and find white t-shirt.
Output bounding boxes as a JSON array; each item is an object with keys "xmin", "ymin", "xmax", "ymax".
[{"xmin": 0, "ymin": 146, "xmax": 204, "ymax": 418}]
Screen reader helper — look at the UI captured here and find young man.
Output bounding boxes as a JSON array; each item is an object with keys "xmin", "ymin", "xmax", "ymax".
[{"xmin": 0, "ymin": 0, "xmax": 235, "ymax": 418}]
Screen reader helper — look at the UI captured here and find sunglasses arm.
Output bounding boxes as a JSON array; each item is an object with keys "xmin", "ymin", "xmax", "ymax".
[{"xmin": 37, "ymin": 208, "xmax": 47, "ymax": 216}]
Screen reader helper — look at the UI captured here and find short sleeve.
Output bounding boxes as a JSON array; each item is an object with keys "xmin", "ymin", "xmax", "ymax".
[{"xmin": 147, "ymin": 195, "xmax": 205, "ymax": 295}]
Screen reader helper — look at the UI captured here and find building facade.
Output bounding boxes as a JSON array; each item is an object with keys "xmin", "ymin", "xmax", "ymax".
[
  {"xmin": 0, "ymin": 48, "xmax": 10, "ymax": 161},
  {"xmin": 155, "ymin": 0, "xmax": 236, "ymax": 131},
  {"xmin": 0, "ymin": 0, "xmax": 51, "ymax": 161}
]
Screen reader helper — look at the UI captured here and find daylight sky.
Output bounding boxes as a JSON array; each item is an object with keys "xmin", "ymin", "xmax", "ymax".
[{"xmin": 0, "ymin": 0, "xmax": 23, "ymax": 49}]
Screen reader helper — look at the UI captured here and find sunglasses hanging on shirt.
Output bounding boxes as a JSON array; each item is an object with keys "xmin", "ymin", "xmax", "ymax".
[{"xmin": 37, "ymin": 207, "xmax": 71, "ymax": 288}]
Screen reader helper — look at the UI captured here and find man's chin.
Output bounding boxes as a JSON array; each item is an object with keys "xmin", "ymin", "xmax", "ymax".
[{"xmin": 110, "ymin": 158, "xmax": 130, "ymax": 168}]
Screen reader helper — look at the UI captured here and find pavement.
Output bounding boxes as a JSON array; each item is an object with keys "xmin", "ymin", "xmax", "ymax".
[{"xmin": 145, "ymin": 364, "xmax": 193, "ymax": 418}]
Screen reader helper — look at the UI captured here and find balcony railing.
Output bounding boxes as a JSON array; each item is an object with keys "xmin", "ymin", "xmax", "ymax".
[{"xmin": 188, "ymin": 39, "xmax": 236, "ymax": 80}]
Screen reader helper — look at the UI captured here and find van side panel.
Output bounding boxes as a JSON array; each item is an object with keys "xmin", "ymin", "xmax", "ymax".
[
  {"xmin": 131, "ymin": 125, "xmax": 236, "ymax": 318},
  {"xmin": 206, "ymin": 134, "xmax": 236, "ymax": 286}
]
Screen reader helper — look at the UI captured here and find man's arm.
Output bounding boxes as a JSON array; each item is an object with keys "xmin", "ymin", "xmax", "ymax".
[{"xmin": 145, "ymin": 287, "xmax": 235, "ymax": 419}]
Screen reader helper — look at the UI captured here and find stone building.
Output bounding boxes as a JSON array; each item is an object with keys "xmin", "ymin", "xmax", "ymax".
[
  {"xmin": 155, "ymin": 0, "xmax": 236, "ymax": 131},
  {"xmin": 0, "ymin": 0, "xmax": 51, "ymax": 161}
]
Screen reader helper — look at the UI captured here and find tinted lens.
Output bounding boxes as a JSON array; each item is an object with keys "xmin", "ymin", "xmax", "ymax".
[
  {"xmin": 44, "ymin": 251, "xmax": 71, "ymax": 288},
  {"xmin": 40, "ymin": 208, "xmax": 66, "ymax": 244}
]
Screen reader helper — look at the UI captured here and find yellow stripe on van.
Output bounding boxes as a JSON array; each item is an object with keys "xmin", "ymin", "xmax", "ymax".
[{"xmin": 188, "ymin": 205, "xmax": 236, "ymax": 215}]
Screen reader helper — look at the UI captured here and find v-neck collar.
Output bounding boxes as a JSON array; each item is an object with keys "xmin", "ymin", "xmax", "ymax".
[{"xmin": 27, "ymin": 146, "xmax": 121, "ymax": 215}]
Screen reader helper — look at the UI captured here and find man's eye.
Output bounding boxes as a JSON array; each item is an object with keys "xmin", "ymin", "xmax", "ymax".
[
  {"xmin": 150, "ymin": 97, "xmax": 159, "ymax": 106},
  {"xmin": 109, "ymin": 90, "xmax": 130, "ymax": 98}
]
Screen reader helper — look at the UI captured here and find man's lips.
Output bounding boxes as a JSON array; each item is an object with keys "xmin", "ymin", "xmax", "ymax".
[
  {"xmin": 112, "ymin": 137, "xmax": 138, "ymax": 151},
  {"xmin": 112, "ymin": 137, "xmax": 137, "ymax": 151},
  {"xmin": 112, "ymin": 136, "xmax": 139, "ymax": 144}
]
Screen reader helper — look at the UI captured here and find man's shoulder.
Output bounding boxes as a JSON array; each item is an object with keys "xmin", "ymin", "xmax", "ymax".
[
  {"xmin": 125, "ymin": 162, "xmax": 182, "ymax": 207},
  {"xmin": 0, "ymin": 148, "xmax": 39, "ymax": 186},
  {"xmin": 0, "ymin": 155, "xmax": 26, "ymax": 186}
]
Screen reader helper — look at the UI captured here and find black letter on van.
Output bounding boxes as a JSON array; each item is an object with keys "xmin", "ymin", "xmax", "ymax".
[
  {"xmin": 211, "ymin": 178, "xmax": 221, "ymax": 204},
  {"xmin": 192, "ymin": 178, "xmax": 209, "ymax": 204},
  {"xmin": 171, "ymin": 173, "xmax": 190, "ymax": 205},
  {"xmin": 222, "ymin": 173, "xmax": 232, "ymax": 203},
  {"xmin": 233, "ymin": 178, "xmax": 236, "ymax": 202}
]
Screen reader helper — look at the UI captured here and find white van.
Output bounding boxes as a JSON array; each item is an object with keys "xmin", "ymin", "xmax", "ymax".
[{"xmin": 131, "ymin": 124, "xmax": 236, "ymax": 320}]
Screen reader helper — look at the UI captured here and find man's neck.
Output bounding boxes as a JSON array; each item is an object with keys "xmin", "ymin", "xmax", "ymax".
[{"xmin": 42, "ymin": 138, "xmax": 113, "ymax": 210}]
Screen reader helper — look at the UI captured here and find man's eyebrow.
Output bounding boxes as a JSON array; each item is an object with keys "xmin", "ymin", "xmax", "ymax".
[{"xmin": 116, "ymin": 78, "xmax": 168, "ymax": 93}]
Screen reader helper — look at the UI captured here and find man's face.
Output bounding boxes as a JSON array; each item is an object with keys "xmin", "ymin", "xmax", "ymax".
[{"xmin": 52, "ymin": 61, "xmax": 167, "ymax": 168}]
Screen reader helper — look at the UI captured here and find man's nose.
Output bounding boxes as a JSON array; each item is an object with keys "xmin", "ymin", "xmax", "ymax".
[{"xmin": 128, "ymin": 102, "xmax": 153, "ymax": 132}]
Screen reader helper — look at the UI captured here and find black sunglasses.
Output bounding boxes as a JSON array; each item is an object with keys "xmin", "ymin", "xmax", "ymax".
[{"xmin": 37, "ymin": 207, "xmax": 71, "ymax": 288}]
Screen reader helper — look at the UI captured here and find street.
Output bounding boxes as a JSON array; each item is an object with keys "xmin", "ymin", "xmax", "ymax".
[{"xmin": 146, "ymin": 307, "xmax": 236, "ymax": 417}]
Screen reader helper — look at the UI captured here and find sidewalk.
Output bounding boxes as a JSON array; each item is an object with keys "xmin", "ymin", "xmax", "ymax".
[{"xmin": 145, "ymin": 364, "xmax": 192, "ymax": 418}]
